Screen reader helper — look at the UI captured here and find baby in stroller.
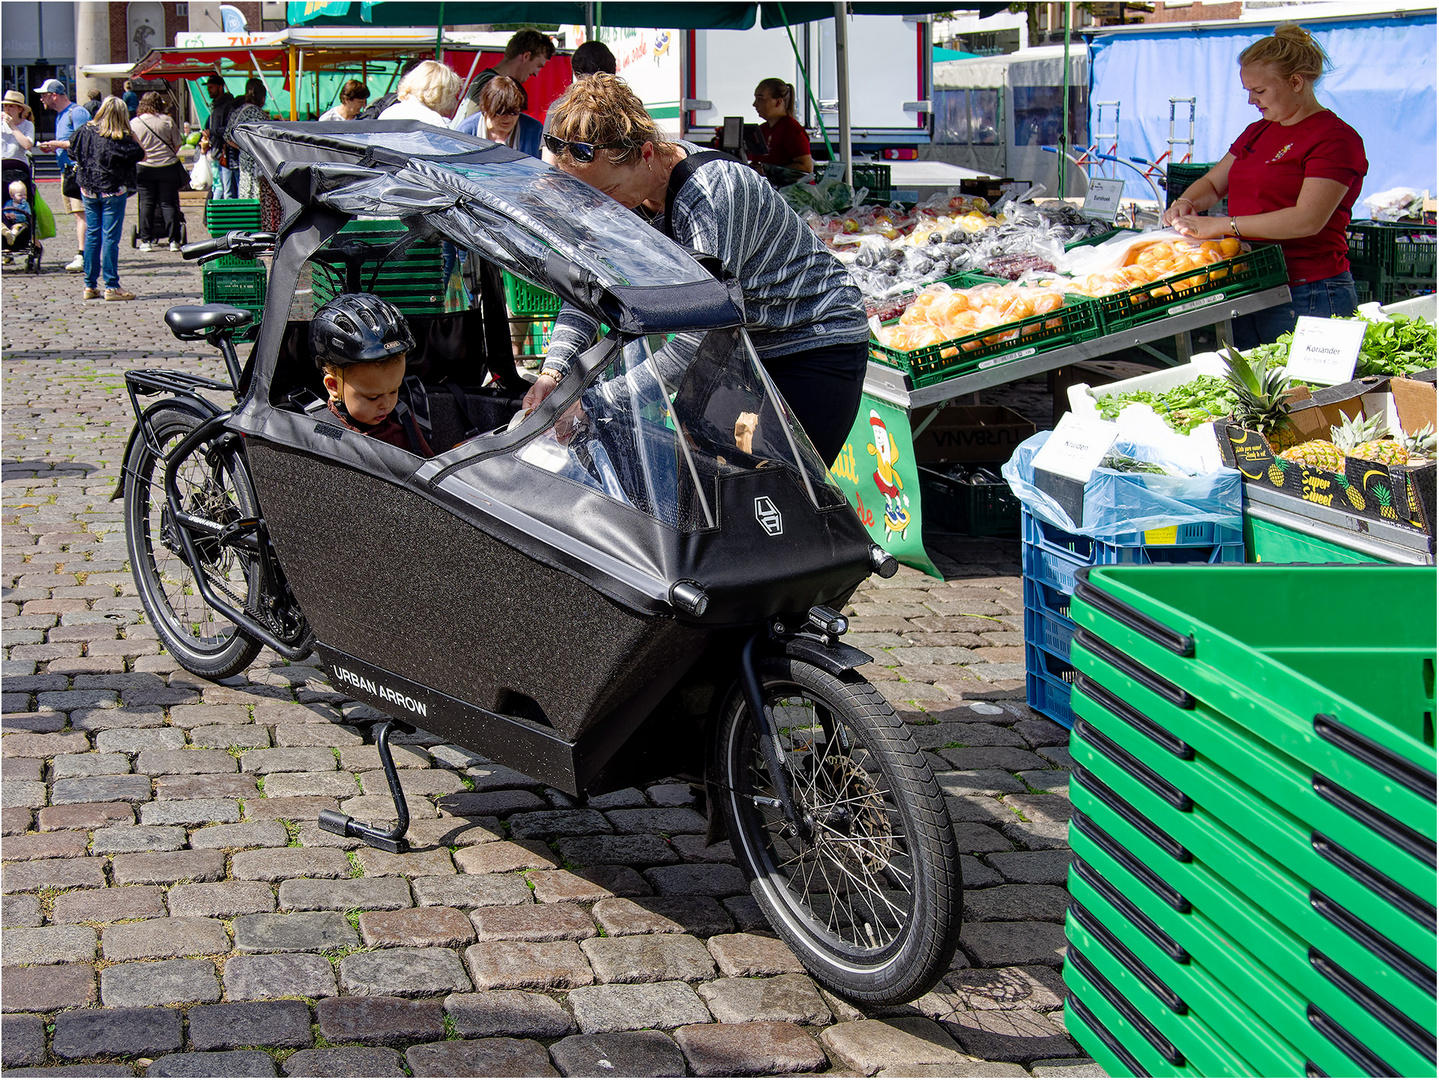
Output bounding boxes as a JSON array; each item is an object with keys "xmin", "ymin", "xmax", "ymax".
[{"xmin": 1, "ymin": 179, "xmax": 39, "ymax": 269}]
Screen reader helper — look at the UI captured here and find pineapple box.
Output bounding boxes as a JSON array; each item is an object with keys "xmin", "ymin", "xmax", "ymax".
[{"xmin": 1216, "ymin": 375, "xmax": 1438, "ymax": 533}]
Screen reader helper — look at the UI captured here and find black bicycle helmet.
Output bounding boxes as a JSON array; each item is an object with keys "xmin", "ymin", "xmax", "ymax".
[{"xmin": 311, "ymin": 292, "xmax": 416, "ymax": 370}]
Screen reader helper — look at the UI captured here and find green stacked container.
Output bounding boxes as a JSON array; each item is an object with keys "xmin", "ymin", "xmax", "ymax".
[
  {"xmin": 309, "ymin": 219, "xmax": 447, "ymax": 316},
  {"xmin": 203, "ymin": 198, "xmax": 262, "ymax": 234},
  {"xmin": 1347, "ymin": 221, "xmax": 1436, "ymax": 306},
  {"xmin": 1063, "ymin": 564, "xmax": 1436, "ymax": 1078}
]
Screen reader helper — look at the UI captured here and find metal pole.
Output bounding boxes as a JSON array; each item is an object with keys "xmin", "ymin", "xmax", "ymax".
[
  {"xmin": 1059, "ymin": 1, "xmax": 1072, "ymax": 199},
  {"xmin": 834, "ymin": 2, "xmax": 851, "ymax": 187}
]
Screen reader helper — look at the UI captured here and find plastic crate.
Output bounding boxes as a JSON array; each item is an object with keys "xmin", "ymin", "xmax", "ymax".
[
  {"xmin": 869, "ymin": 293, "xmax": 1102, "ymax": 389},
  {"xmin": 201, "ymin": 263, "xmax": 266, "ymax": 306},
  {"xmin": 1021, "ymin": 510, "xmax": 1245, "ymax": 595},
  {"xmin": 1243, "ymin": 514, "xmax": 1386, "ymax": 564},
  {"xmin": 1094, "ymin": 243, "xmax": 1288, "ymax": 336},
  {"xmin": 204, "ymin": 198, "xmax": 262, "ymax": 233},
  {"xmin": 1353, "ymin": 273, "xmax": 1435, "ymax": 307},
  {"xmin": 1023, "ymin": 575, "xmax": 1072, "ymax": 622},
  {"xmin": 1347, "ymin": 221, "xmax": 1437, "ymax": 279},
  {"xmin": 502, "ymin": 271, "xmax": 563, "ymax": 318},
  {"xmin": 1026, "ymin": 641, "xmax": 1076, "ymax": 728},
  {"xmin": 1165, "ymin": 161, "xmax": 1228, "ymax": 217},
  {"xmin": 1025, "ymin": 602, "xmax": 1076, "ymax": 660},
  {"xmin": 852, "ymin": 162, "xmax": 892, "ymax": 204}
]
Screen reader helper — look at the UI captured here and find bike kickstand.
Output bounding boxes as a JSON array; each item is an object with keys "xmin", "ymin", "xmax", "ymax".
[{"xmin": 318, "ymin": 719, "xmax": 411, "ymax": 853}]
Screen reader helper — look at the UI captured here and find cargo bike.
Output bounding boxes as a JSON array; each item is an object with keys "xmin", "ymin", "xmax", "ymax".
[{"xmin": 118, "ymin": 123, "xmax": 962, "ymax": 1005}]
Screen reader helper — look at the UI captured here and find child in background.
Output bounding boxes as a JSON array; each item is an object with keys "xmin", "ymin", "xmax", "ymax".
[{"xmin": 1, "ymin": 179, "xmax": 33, "ymax": 262}]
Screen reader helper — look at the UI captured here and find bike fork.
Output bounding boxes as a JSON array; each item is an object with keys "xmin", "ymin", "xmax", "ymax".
[
  {"xmin": 317, "ymin": 720, "xmax": 411, "ymax": 853},
  {"xmin": 738, "ymin": 632, "xmax": 811, "ymax": 843}
]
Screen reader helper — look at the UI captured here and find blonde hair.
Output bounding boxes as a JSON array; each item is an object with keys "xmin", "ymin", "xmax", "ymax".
[
  {"xmin": 546, "ymin": 72, "xmax": 669, "ymax": 166},
  {"xmin": 91, "ymin": 97, "xmax": 135, "ymax": 140},
  {"xmin": 397, "ymin": 60, "xmax": 461, "ymax": 116},
  {"xmin": 1239, "ymin": 23, "xmax": 1330, "ymax": 83}
]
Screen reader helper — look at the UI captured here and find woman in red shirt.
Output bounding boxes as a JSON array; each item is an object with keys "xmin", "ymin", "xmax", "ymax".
[
  {"xmin": 1162, "ymin": 23, "xmax": 1367, "ymax": 347},
  {"xmin": 750, "ymin": 78, "xmax": 814, "ymax": 181}
]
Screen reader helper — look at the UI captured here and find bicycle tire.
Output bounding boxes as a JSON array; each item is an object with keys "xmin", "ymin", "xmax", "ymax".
[
  {"xmin": 123, "ymin": 401, "xmax": 263, "ymax": 679},
  {"xmin": 715, "ymin": 655, "xmax": 962, "ymax": 1005}
]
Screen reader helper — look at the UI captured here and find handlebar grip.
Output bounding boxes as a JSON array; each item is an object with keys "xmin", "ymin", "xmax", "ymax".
[{"xmin": 180, "ymin": 236, "xmax": 226, "ymax": 260}]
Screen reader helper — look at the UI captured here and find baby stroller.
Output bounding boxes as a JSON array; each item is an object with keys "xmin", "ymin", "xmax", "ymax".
[
  {"xmin": 1, "ymin": 156, "xmax": 43, "ymax": 273},
  {"xmin": 118, "ymin": 121, "xmax": 964, "ymax": 1006}
]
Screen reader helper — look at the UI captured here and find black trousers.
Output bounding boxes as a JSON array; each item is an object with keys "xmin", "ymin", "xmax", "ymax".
[
  {"xmin": 764, "ymin": 338, "xmax": 869, "ymax": 467},
  {"xmin": 136, "ymin": 163, "xmax": 183, "ymax": 244}
]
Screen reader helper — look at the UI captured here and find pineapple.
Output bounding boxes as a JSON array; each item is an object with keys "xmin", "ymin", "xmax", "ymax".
[
  {"xmin": 1335, "ymin": 475, "xmax": 1367, "ymax": 511},
  {"xmin": 1401, "ymin": 423, "xmax": 1437, "ymax": 462},
  {"xmin": 1280, "ymin": 438, "xmax": 1346, "ymax": 472},
  {"xmin": 1331, "ymin": 411, "xmax": 1406, "ymax": 466},
  {"xmin": 1221, "ymin": 346, "xmax": 1301, "ymax": 450}
]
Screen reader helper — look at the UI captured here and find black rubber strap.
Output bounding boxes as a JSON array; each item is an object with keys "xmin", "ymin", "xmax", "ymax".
[
  {"xmin": 1075, "ymin": 569, "xmax": 1195, "ymax": 657},
  {"xmin": 1072, "ymin": 809, "xmax": 1192, "ymax": 913},
  {"xmin": 1307, "ymin": 1003, "xmax": 1402, "ymax": 1078},
  {"xmin": 1073, "ymin": 766, "xmax": 1193, "ymax": 863},
  {"xmin": 1309, "ymin": 889, "xmax": 1437, "ymax": 994},
  {"xmin": 1311, "ymin": 773, "xmax": 1435, "ymax": 867},
  {"xmin": 1074, "ymin": 673, "xmax": 1195, "ymax": 759},
  {"xmin": 1069, "ymin": 899, "xmax": 1189, "ymax": 1014},
  {"xmin": 1074, "ymin": 629, "xmax": 1196, "ymax": 710},
  {"xmin": 662, "ymin": 150, "xmax": 733, "ymax": 240},
  {"xmin": 1310, "ymin": 948, "xmax": 1437, "ymax": 1064},
  {"xmin": 1311, "ymin": 832, "xmax": 1436, "ymax": 927},
  {"xmin": 1066, "ymin": 945, "xmax": 1186, "ymax": 1067},
  {"xmin": 1075, "ymin": 719, "xmax": 1194, "ymax": 813},
  {"xmin": 1313, "ymin": 713, "xmax": 1437, "ymax": 803},
  {"xmin": 1073, "ymin": 857, "xmax": 1190, "ymax": 963}
]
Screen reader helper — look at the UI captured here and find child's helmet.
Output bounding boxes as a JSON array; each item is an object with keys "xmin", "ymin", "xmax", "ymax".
[{"xmin": 311, "ymin": 292, "xmax": 415, "ymax": 370}]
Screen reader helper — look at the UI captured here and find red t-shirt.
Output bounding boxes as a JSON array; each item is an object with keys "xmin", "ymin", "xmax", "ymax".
[
  {"xmin": 1226, "ymin": 110, "xmax": 1367, "ymax": 285},
  {"xmin": 751, "ymin": 115, "xmax": 810, "ymax": 167}
]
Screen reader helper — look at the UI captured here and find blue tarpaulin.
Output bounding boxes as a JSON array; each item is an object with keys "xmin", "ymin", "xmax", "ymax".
[{"xmin": 1088, "ymin": 13, "xmax": 1437, "ymax": 207}]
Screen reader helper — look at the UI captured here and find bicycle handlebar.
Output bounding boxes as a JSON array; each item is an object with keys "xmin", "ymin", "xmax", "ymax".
[{"xmin": 181, "ymin": 231, "xmax": 278, "ymax": 265}]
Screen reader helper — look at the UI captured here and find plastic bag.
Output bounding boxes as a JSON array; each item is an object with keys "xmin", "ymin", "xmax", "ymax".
[
  {"xmin": 1001, "ymin": 430, "xmax": 1241, "ymax": 540},
  {"xmin": 31, "ymin": 190, "xmax": 56, "ymax": 240},
  {"xmin": 189, "ymin": 152, "xmax": 213, "ymax": 192}
]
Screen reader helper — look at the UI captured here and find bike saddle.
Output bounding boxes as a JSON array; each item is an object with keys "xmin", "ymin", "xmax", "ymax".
[{"xmin": 164, "ymin": 305, "xmax": 255, "ymax": 340}]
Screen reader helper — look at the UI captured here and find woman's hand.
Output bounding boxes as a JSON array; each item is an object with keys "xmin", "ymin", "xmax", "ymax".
[
  {"xmin": 1171, "ymin": 213, "xmax": 1230, "ymax": 241},
  {"xmin": 1160, "ymin": 197, "xmax": 1195, "ymax": 227},
  {"xmin": 521, "ymin": 370, "xmax": 560, "ymax": 413}
]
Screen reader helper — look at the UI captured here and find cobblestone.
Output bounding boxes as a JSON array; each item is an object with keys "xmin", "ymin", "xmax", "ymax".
[
  {"xmin": 582, "ymin": 934, "xmax": 716, "ymax": 984},
  {"xmin": 222, "ymin": 953, "xmax": 339, "ymax": 1001},
  {"xmin": 101, "ymin": 917, "xmax": 230, "ymax": 961},
  {"xmin": 315, "ymin": 995, "xmax": 446, "ymax": 1045},
  {"xmin": 278, "ymin": 876, "xmax": 412, "ymax": 911},
  {"xmin": 187, "ymin": 1000, "xmax": 314, "ymax": 1051},
  {"xmin": 443, "ymin": 990, "xmax": 576, "ymax": 1039},
  {"xmin": 698, "ymin": 973, "xmax": 832, "ymax": 1025},
  {"xmin": 675, "ymin": 1020, "xmax": 828, "ymax": 1076},
  {"xmin": 232, "ymin": 911, "xmax": 359, "ymax": 953},
  {"xmin": 111, "ymin": 850, "xmax": 225, "ymax": 885},
  {"xmin": 338, "ymin": 947, "xmax": 473, "ymax": 996},
  {"xmin": 2, "ymin": 925, "xmax": 97, "ymax": 965},
  {"xmin": 1, "ymin": 856, "xmax": 107, "ymax": 893},
  {"xmin": 548, "ymin": 1030, "xmax": 687, "ymax": 1077},
  {"xmin": 147, "ymin": 1050, "xmax": 279, "ymax": 1077},
  {"xmin": 283, "ymin": 1047, "xmax": 406, "ymax": 1076},
  {"xmin": 463, "ymin": 939, "xmax": 595, "ymax": 991},
  {"xmin": 406, "ymin": 1037, "xmax": 558, "ymax": 1077},
  {"xmin": 2, "ymin": 831, "xmax": 90, "ymax": 861},
  {"xmin": 470, "ymin": 903, "xmax": 596, "ymax": 942},
  {"xmin": 167, "ymin": 881, "xmax": 276, "ymax": 918},
  {"xmin": 358, "ymin": 906, "xmax": 473, "ymax": 947},
  {"xmin": 51, "ymin": 1006, "xmax": 183, "ymax": 1060},
  {"xmin": 99, "ymin": 959, "xmax": 222, "ymax": 1007},
  {"xmin": 566, "ymin": 981, "xmax": 712, "ymax": 1034}
]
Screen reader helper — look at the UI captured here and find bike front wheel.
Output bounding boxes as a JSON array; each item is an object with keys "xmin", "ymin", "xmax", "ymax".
[
  {"xmin": 123, "ymin": 401, "xmax": 262, "ymax": 680},
  {"xmin": 715, "ymin": 655, "xmax": 962, "ymax": 1005}
]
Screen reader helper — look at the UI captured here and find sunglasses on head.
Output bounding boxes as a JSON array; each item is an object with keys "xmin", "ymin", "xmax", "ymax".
[{"xmin": 542, "ymin": 132, "xmax": 631, "ymax": 163}]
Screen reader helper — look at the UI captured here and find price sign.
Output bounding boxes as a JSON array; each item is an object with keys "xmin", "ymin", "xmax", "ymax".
[
  {"xmin": 1283, "ymin": 316, "xmax": 1366, "ymax": 385},
  {"xmin": 823, "ymin": 161, "xmax": 847, "ymax": 182},
  {"xmin": 1083, "ymin": 179, "xmax": 1127, "ymax": 222},
  {"xmin": 1032, "ymin": 413, "xmax": 1121, "ymax": 482}
]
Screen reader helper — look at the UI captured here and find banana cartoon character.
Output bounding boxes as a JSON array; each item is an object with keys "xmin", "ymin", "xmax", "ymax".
[{"xmin": 866, "ymin": 411, "xmax": 911, "ymax": 540}]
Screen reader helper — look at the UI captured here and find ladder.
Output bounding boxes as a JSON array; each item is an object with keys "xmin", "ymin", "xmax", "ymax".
[
  {"xmin": 1090, "ymin": 101, "xmax": 1121, "ymax": 179},
  {"xmin": 1168, "ymin": 97, "xmax": 1196, "ymax": 166}
]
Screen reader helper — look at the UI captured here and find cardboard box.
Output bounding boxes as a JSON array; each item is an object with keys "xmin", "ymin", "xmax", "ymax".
[{"xmin": 911, "ymin": 405, "xmax": 1036, "ymax": 465}]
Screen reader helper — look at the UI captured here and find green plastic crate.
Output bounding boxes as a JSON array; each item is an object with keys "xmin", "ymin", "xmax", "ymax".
[
  {"xmin": 852, "ymin": 162, "xmax": 892, "ymax": 204},
  {"xmin": 1094, "ymin": 243, "xmax": 1288, "ymax": 336},
  {"xmin": 1347, "ymin": 221, "xmax": 1437, "ymax": 280},
  {"xmin": 204, "ymin": 198, "xmax": 262, "ymax": 233},
  {"xmin": 1070, "ymin": 565, "xmax": 1437, "ymax": 755},
  {"xmin": 309, "ymin": 219, "xmax": 447, "ymax": 315},
  {"xmin": 1353, "ymin": 272, "xmax": 1435, "ymax": 307},
  {"xmin": 869, "ymin": 292, "xmax": 1101, "ymax": 388},
  {"xmin": 202, "ymin": 263, "xmax": 266, "ymax": 306},
  {"xmin": 502, "ymin": 271, "xmax": 563, "ymax": 318},
  {"xmin": 1243, "ymin": 513, "xmax": 1387, "ymax": 564},
  {"xmin": 1165, "ymin": 162, "xmax": 1228, "ymax": 217},
  {"xmin": 1070, "ymin": 718, "xmax": 1436, "ymax": 967},
  {"xmin": 1069, "ymin": 774, "xmax": 1437, "ymax": 1049}
]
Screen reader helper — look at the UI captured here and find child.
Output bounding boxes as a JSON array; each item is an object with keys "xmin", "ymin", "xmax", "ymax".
[
  {"xmin": 1, "ymin": 179, "xmax": 32, "ymax": 262},
  {"xmin": 310, "ymin": 293, "xmax": 433, "ymax": 457}
]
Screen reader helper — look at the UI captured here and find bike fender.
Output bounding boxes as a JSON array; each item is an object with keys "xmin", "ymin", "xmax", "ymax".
[
  {"xmin": 780, "ymin": 635, "xmax": 873, "ymax": 677},
  {"xmin": 111, "ymin": 425, "xmax": 143, "ymax": 501},
  {"xmin": 111, "ymin": 396, "xmax": 225, "ymax": 502}
]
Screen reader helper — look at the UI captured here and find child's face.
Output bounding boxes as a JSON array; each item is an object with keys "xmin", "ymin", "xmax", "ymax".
[
  {"xmin": 8, "ymin": 183, "xmax": 26, "ymax": 203},
  {"xmin": 325, "ymin": 355, "xmax": 406, "ymax": 426}
]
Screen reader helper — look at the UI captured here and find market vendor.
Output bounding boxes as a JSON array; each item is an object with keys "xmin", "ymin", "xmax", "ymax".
[
  {"xmin": 527, "ymin": 73, "xmax": 867, "ymax": 465},
  {"xmin": 1161, "ymin": 23, "xmax": 1368, "ymax": 348},
  {"xmin": 750, "ymin": 78, "xmax": 814, "ymax": 180}
]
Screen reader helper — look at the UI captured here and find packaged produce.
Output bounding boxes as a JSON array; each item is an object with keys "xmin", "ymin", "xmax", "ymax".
[{"xmin": 873, "ymin": 281, "xmax": 1068, "ymax": 355}]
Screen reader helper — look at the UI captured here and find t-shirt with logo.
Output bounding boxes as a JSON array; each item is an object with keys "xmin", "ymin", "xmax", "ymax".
[{"xmin": 1226, "ymin": 111, "xmax": 1367, "ymax": 285}]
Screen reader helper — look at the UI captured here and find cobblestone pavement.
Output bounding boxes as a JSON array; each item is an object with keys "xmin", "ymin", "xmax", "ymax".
[{"xmin": 1, "ymin": 195, "xmax": 1097, "ymax": 1078}]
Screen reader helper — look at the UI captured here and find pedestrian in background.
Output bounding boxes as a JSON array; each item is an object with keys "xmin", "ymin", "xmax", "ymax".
[
  {"xmin": 460, "ymin": 28, "xmax": 554, "ymax": 121},
  {"xmin": 320, "ymin": 79, "xmax": 370, "ymax": 121},
  {"xmin": 131, "ymin": 91, "xmax": 184, "ymax": 252},
  {"xmin": 33, "ymin": 79, "xmax": 91, "ymax": 270},
  {"xmin": 122, "ymin": 80, "xmax": 140, "ymax": 117},
  {"xmin": 71, "ymin": 97, "xmax": 143, "ymax": 301},
  {"xmin": 1, "ymin": 90, "xmax": 36, "ymax": 201},
  {"xmin": 570, "ymin": 40, "xmax": 617, "ymax": 78},
  {"xmin": 225, "ymin": 78, "xmax": 270, "ymax": 199},
  {"xmin": 379, "ymin": 61, "xmax": 461, "ymax": 127},
  {"xmin": 200, "ymin": 74, "xmax": 238, "ymax": 198}
]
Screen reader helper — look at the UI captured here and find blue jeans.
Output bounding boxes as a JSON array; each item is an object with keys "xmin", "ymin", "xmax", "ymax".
[
  {"xmin": 216, "ymin": 163, "xmax": 240, "ymax": 200},
  {"xmin": 1232, "ymin": 271, "xmax": 1359, "ymax": 350},
  {"xmin": 82, "ymin": 193, "xmax": 129, "ymax": 290}
]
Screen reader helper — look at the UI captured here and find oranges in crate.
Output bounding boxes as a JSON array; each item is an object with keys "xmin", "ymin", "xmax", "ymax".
[
  {"xmin": 1060, "ymin": 237, "xmax": 1247, "ymax": 303},
  {"xmin": 875, "ymin": 283, "xmax": 1068, "ymax": 357}
]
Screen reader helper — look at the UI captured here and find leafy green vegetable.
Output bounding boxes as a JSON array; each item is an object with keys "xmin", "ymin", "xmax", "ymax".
[{"xmin": 1096, "ymin": 374, "xmax": 1240, "ymax": 433}]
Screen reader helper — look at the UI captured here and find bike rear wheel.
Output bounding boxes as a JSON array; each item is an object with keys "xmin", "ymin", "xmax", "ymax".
[
  {"xmin": 715, "ymin": 656, "xmax": 961, "ymax": 1005},
  {"xmin": 124, "ymin": 401, "xmax": 263, "ymax": 679}
]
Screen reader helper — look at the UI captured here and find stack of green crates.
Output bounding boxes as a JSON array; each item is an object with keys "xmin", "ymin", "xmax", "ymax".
[
  {"xmin": 1063, "ymin": 564, "xmax": 1436, "ymax": 1078},
  {"xmin": 502, "ymin": 270, "xmax": 563, "ymax": 358},
  {"xmin": 1165, "ymin": 162, "xmax": 1226, "ymax": 216},
  {"xmin": 204, "ymin": 198, "xmax": 262, "ymax": 235},
  {"xmin": 310, "ymin": 219, "xmax": 447, "ymax": 316},
  {"xmin": 1347, "ymin": 221, "xmax": 1436, "ymax": 306},
  {"xmin": 200, "ymin": 199, "xmax": 266, "ymax": 338}
]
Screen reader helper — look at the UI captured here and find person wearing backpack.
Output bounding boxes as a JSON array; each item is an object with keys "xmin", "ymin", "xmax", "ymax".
[
  {"xmin": 524, "ymin": 74, "xmax": 867, "ymax": 466},
  {"xmin": 199, "ymin": 74, "xmax": 238, "ymax": 198}
]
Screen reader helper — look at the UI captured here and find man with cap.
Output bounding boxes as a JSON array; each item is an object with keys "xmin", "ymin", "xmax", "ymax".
[
  {"xmin": 33, "ymin": 79, "xmax": 91, "ymax": 271},
  {"xmin": 199, "ymin": 74, "xmax": 238, "ymax": 199}
]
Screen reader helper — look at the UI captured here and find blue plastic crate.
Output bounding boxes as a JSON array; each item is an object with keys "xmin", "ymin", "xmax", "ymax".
[
  {"xmin": 1025, "ymin": 604, "xmax": 1077, "ymax": 660},
  {"xmin": 1026, "ymin": 642, "xmax": 1076, "ymax": 728},
  {"xmin": 1021, "ymin": 510, "xmax": 1245, "ymax": 594},
  {"xmin": 1024, "ymin": 575, "xmax": 1072, "ymax": 622}
]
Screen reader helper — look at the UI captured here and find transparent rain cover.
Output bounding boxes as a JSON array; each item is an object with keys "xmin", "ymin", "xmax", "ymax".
[{"xmin": 511, "ymin": 329, "xmax": 848, "ymax": 532}]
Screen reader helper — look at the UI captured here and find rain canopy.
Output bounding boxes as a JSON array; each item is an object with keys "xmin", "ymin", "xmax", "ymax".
[{"xmin": 230, "ymin": 121, "xmax": 868, "ymax": 621}]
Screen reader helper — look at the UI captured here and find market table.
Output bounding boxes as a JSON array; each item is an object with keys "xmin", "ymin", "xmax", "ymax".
[{"xmin": 826, "ymin": 282, "xmax": 1293, "ymax": 575}]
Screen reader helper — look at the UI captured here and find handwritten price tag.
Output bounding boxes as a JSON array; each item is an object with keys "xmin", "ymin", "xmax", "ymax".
[
  {"xmin": 1032, "ymin": 413, "xmax": 1121, "ymax": 482},
  {"xmin": 1283, "ymin": 316, "xmax": 1365, "ymax": 385}
]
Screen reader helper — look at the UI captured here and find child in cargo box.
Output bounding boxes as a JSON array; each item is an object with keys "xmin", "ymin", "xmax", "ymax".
[{"xmin": 310, "ymin": 293, "xmax": 433, "ymax": 458}]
